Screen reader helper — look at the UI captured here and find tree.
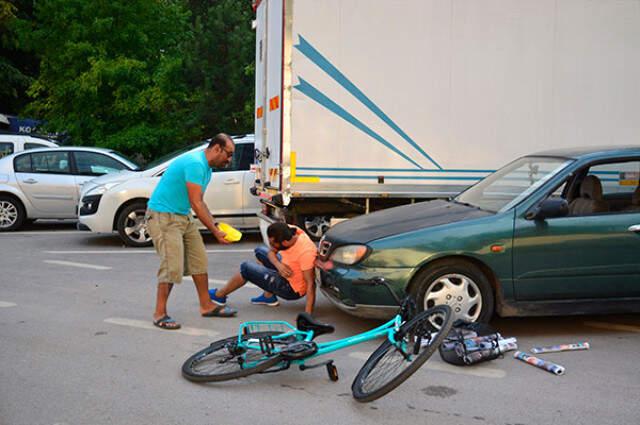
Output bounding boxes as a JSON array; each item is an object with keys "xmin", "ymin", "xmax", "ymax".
[
  {"xmin": 0, "ymin": 0, "xmax": 38, "ymax": 114},
  {"xmin": 21, "ymin": 0, "xmax": 195, "ymax": 160}
]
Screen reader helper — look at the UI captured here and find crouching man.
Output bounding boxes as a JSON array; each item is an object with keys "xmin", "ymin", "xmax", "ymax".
[{"xmin": 209, "ymin": 222, "xmax": 318, "ymax": 314}]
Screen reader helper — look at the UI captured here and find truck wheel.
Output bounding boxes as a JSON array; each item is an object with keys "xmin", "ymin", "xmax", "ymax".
[
  {"xmin": 116, "ymin": 201, "xmax": 152, "ymax": 247},
  {"xmin": 0, "ymin": 195, "xmax": 26, "ymax": 231},
  {"xmin": 410, "ymin": 259, "xmax": 494, "ymax": 323},
  {"xmin": 298, "ymin": 215, "xmax": 331, "ymax": 241}
]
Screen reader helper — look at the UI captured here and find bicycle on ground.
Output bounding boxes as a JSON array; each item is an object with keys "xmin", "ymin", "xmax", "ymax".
[{"xmin": 182, "ymin": 278, "xmax": 454, "ymax": 402}]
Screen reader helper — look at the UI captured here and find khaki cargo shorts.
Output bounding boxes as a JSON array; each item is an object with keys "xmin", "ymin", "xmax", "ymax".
[{"xmin": 146, "ymin": 209, "xmax": 208, "ymax": 284}]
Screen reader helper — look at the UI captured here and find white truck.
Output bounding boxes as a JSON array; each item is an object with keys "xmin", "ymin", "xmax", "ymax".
[{"xmin": 252, "ymin": 0, "xmax": 640, "ymax": 239}]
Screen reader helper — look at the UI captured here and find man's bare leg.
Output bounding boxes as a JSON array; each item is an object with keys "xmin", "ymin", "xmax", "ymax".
[
  {"xmin": 216, "ymin": 271, "xmax": 247, "ymax": 297},
  {"xmin": 154, "ymin": 283, "xmax": 179, "ymax": 327},
  {"xmin": 192, "ymin": 273, "xmax": 221, "ymax": 314}
]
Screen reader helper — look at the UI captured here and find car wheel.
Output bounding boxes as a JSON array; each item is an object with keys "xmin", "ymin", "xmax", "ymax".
[
  {"xmin": 117, "ymin": 201, "xmax": 152, "ymax": 247},
  {"xmin": 298, "ymin": 215, "xmax": 332, "ymax": 241},
  {"xmin": 411, "ymin": 259, "xmax": 494, "ymax": 323},
  {"xmin": 0, "ymin": 195, "xmax": 26, "ymax": 231}
]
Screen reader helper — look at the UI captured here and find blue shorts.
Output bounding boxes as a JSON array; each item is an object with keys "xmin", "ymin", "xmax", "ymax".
[{"xmin": 239, "ymin": 246, "xmax": 302, "ymax": 300}]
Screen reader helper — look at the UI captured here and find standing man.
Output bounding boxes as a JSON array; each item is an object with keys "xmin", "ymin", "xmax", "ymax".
[
  {"xmin": 147, "ymin": 133, "xmax": 238, "ymax": 330},
  {"xmin": 209, "ymin": 222, "xmax": 318, "ymax": 314}
]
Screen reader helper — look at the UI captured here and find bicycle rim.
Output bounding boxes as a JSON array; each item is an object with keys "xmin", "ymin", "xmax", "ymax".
[
  {"xmin": 351, "ymin": 305, "xmax": 453, "ymax": 402},
  {"xmin": 182, "ymin": 332, "xmax": 284, "ymax": 382}
]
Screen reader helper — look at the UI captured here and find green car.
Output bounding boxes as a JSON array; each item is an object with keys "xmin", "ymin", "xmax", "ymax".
[{"xmin": 316, "ymin": 146, "xmax": 640, "ymax": 322}]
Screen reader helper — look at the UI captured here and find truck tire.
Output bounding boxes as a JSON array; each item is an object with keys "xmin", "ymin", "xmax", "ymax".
[
  {"xmin": 410, "ymin": 259, "xmax": 494, "ymax": 323},
  {"xmin": 297, "ymin": 215, "xmax": 332, "ymax": 241},
  {"xmin": 0, "ymin": 195, "xmax": 26, "ymax": 231},
  {"xmin": 116, "ymin": 201, "xmax": 152, "ymax": 247}
]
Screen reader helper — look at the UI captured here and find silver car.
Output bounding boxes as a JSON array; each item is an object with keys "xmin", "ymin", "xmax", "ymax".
[
  {"xmin": 78, "ymin": 135, "xmax": 260, "ymax": 247},
  {"xmin": 0, "ymin": 147, "xmax": 139, "ymax": 230}
]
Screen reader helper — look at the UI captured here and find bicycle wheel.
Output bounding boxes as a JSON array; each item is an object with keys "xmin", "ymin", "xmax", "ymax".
[
  {"xmin": 351, "ymin": 305, "xmax": 453, "ymax": 402},
  {"xmin": 182, "ymin": 332, "xmax": 284, "ymax": 382}
]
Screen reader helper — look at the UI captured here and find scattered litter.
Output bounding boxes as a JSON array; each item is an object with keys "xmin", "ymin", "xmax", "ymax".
[
  {"xmin": 513, "ymin": 351, "xmax": 565, "ymax": 376},
  {"xmin": 531, "ymin": 342, "xmax": 589, "ymax": 354}
]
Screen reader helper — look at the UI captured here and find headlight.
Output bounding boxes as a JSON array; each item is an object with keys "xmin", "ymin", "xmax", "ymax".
[
  {"xmin": 85, "ymin": 181, "xmax": 122, "ymax": 196},
  {"xmin": 329, "ymin": 245, "xmax": 369, "ymax": 265}
]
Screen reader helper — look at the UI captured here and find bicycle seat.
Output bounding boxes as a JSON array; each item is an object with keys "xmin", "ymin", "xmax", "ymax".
[{"xmin": 296, "ymin": 313, "xmax": 335, "ymax": 339}]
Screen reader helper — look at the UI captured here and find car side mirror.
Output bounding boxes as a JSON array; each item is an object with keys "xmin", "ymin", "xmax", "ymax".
[{"xmin": 526, "ymin": 198, "xmax": 569, "ymax": 221}]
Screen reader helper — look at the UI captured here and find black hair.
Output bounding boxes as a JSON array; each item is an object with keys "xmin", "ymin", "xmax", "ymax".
[
  {"xmin": 267, "ymin": 222, "xmax": 296, "ymax": 243},
  {"xmin": 207, "ymin": 133, "xmax": 233, "ymax": 149}
]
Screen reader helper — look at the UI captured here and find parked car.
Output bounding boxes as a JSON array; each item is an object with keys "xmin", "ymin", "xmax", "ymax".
[
  {"xmin": 0, "ymin": 147, "xmax": 140, "ymax": 230},
  {"xmin": 78, "ymin": 135, "xmax": 260, "ymax": 247},
  {"xmin": 0, "ymin": 133, "xmax": 58, "ymax": 159},
  {"xmin": 315, "ymin": 146, "xmax": 640, "ymax": 323}
]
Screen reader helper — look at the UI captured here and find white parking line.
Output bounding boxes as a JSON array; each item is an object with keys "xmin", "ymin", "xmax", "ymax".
[
  {"xmin": 104, "ymin": 317, "xmax": 220, "ymax": 337},
  {"xmin": 348, "ymin": 352, "xmax": 506, "ymax": 379},
  {"xmin": 182, "ymin": 276, "xmax": 258, "ymax": 289},
  {"xmin": 0, "ymin": 301, "xmax": 17, "ymax": 308},
  {"xmin": 44, "ymin": 260, "xmax": 112, "ymax": 270},
  {"xmin": 44, "ymin": 249, "xmax": 254, "ymax": 254},
  {"xmin": 584, "ymin": 321, "xmax": 640, "ymax": 333},
  {"xmin": 1, "ymin": 231, "xmax": 81, "ymax": 235}
]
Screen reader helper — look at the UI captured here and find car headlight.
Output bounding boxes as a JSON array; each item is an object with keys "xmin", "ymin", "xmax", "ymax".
[
  {"xmin": 85, "ymin": 181, "xmax": 122, "ymax": 196},
  {"xmin": 329, "ymin": 245, "xmax": 369, "ymax": 265}
]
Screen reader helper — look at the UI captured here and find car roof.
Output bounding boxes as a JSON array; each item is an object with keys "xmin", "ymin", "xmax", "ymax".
[
  {"xmin": 529, "ymin": 145, "xmax": 640, "ymax": 160},
  {"xmin": 13, "ymin": 146, "xmax": 116, "ymax": 155}
]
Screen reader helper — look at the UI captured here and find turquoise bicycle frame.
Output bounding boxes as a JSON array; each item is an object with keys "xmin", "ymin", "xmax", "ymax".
[{"xmin": 237, "ymin": 314, "xmax": 406, "ymax": 367}]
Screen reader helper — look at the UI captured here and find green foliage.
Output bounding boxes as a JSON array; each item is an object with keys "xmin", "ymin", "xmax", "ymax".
[{"xmin": 3, "ymin": 0, "xmax": 256, "ymax": 162}]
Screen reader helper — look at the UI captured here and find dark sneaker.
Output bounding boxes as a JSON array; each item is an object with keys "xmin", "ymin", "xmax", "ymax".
[
  {"xmin": 208, "ymin": 288, "xmax": 227, "ymax": 306},
  {"xmin": 251, "ymin": 293, "xmax": 279, "ymax": 306}
]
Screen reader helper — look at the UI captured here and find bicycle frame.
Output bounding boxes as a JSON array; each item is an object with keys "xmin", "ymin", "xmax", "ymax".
[{"xmin": 237, "ymin": 314, "xmax": 405, "ymax": 367}]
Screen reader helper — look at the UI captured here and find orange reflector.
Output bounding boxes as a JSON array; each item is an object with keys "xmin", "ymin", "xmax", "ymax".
[
  {"xmin": 269, "ymin": 96, "xmax": 280, "ymax": 111},
  {"xmin": 490, "ymin": 245, "xmax": 504, "ymax": 253},
  {"xmin": 256, "ymin": 106, "xmax": 264, "ymax": 118}
]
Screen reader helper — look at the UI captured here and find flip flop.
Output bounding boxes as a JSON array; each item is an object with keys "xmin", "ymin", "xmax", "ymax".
[
  {"xmin": 153, "ymin": 315, "xmax": 181, "ymax": 330},
  {"xmin": 202, "ymin": 305, "xmax": 238, "ymax": 318}
]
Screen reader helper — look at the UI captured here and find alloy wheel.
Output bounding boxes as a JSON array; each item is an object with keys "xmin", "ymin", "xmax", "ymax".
[
  {"xmin": 123, "ymin": 209, "xmax": 150, "ymax": 244},
  {"xmin": 0, "ymin": 201, "xmax": 18, "ymax": 229}
]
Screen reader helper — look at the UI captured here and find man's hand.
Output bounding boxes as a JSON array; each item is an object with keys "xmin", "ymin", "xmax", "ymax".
[
  {"xmin": 213, "ymin": 228, "xmax": 231, "ymax": 245},
  {"xmin": 275, "ymin": 262, "xmax": 293, "ymax": 278}
]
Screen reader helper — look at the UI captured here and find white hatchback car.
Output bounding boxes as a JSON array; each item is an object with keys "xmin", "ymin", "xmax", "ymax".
[
  {"xmin": 0, "ymin": 147, "xmax": 140, "ymax": 230},
  {"xmin": 78, "ymin": 135, "xmax": 260, "ymax": 247}
]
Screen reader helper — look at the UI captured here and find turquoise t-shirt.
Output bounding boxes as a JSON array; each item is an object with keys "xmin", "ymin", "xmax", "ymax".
[{"xmin": 148, "ymin": 150, "xmax": 212, "ymax": 215}]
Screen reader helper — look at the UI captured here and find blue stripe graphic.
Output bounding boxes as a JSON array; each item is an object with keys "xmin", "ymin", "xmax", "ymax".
[
  {"xmin": 296, "ymin": 174, "xmax": 481, "ymax": 181},
  {"xmin": 297, "ymin": 167, "xmax": 496, "ymax": 173},
  {"xmin": 295, "ymin": 35, "xmax": 442, "ymax": 170},
  {"xmin": 294, "ymin": 78, "xmax": 423, "ymax": 169}
]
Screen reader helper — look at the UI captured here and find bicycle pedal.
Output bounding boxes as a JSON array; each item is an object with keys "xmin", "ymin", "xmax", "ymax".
[
  {"xmin": 326, "ymin": 362, "xmax": 339, "ymax": 382},
  {"xmin": 299, "ymin": 359, "xmax": 334, "ymax": 371}
]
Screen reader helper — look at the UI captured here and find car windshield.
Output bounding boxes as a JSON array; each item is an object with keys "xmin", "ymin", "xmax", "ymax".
[
  {"xmin": 454, "ymin": 156, "xmax": 573, "ymax": 213},
  {"xmin": 142, "ymin": 142, "xmax": 205, "ymax": 171},
  {"xmin": 108, "ymin": 150, "xmax": 141, "ymax": 171}
]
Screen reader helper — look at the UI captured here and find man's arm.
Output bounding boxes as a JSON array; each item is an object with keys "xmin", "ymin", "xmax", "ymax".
[
  {"xmin": 302, "ymin": 268, "xmax": 316, "ymax": 314},
  {"xmin": 267, "ymin": 249, "xmax": 292, "ymax": 278},
  {"xmin": 186, "ymin": 182, "xmax": 229, "ymax": 244}
]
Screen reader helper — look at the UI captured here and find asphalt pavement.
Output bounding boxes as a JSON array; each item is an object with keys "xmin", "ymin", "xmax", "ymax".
[{"xmin": 1, "ymin": 222, "xmax": 639, "ymax": 425}]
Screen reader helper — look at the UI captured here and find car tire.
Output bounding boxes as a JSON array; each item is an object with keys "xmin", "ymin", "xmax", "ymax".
[
  {"xmin": 116, "ymin": 201, "xmax": 152, "ymax": 248},
  {"xmin": 410, "ymin": 259, "xmax": 494, "ymax": 323},
  {"xmin": 0, "ymin": 195, "xmax": 26, "ymax": 231}
]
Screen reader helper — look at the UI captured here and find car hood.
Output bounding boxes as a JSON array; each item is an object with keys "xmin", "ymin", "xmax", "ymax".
[
  {"xmin": 325, "ymin": 200, "xmax": 493, "ymax": 244},
  {"xmin": 80, "ymin": 169, "xmax": 140, "ymax": 195}
]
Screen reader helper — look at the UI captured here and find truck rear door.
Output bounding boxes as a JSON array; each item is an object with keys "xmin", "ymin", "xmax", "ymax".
[{"xmin": 254, "ymin": 0, "xmax": 284, "ymax": 191}]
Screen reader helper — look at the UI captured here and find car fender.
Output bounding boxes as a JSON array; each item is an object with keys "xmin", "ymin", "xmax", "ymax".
[
  {"xmin": 0, "ymin": 183, "xmax": 37, "ymax": 218},
  {"xmin": 103, "ymin": 177, "xmax": 158, "ymax": 229}
]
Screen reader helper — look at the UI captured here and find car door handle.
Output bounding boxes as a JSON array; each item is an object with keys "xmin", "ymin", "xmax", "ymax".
[
  {"xmin": 223, "ymin": 178, "xmax": 240, "ymax": 185},
  {"xmin": 22, "ymin": 178, "xmax": 38, "ymax": 184},
  {"xmin": 628, "ymin": 224, "xmax": 640, "ymax": 233}
]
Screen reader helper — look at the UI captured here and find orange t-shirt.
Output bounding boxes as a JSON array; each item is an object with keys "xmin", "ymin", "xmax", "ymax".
[{"xmin": 278, "ymin": 227, "xmax": 317, "ymax": 295}]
